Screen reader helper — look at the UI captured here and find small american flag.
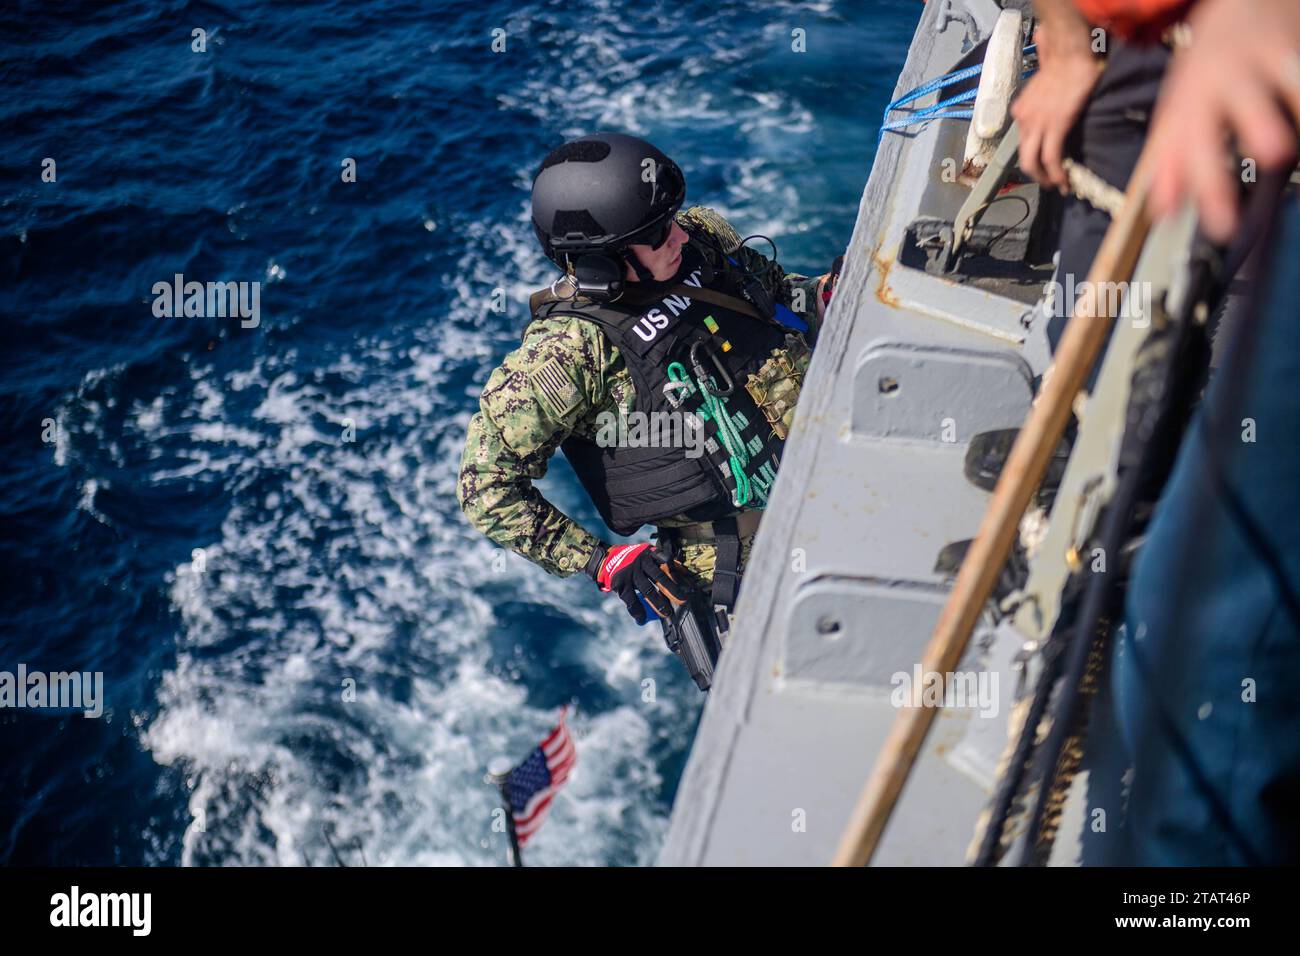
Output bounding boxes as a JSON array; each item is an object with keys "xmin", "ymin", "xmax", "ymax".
[{"xmin": 505, "ymin": 707, "xmax": 576, "ymax": 846}]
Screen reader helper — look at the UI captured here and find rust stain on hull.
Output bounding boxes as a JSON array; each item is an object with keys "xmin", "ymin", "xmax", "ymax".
[{"xmin": 873, "ymin": 250, "xmax": 899, "ymax": 308}]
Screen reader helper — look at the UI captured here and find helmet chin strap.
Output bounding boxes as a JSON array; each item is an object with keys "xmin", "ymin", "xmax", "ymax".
[{"xmin": 623, "ymin": 249, "xmax": 657, "ymax": 284}]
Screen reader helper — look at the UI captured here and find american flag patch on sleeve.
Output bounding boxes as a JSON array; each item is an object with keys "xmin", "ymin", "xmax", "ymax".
[{"xmin": 530, "ymin": 356, "xmax": 582, "ymax": 420}]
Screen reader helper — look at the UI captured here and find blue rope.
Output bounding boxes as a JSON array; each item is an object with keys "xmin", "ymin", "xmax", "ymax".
[
  {"xmin": 879, "ymin": 109, "xmax": 973, "ymax": 134},
  {"xmin": 884, "ymin": 62, "xmax": 984, "ymax": 113},
  {"xmin": 878, "ymin": 88, "xmax": 976, "ymax": 138},
  {"xmin": 878, "ymin": 44, "xmax": 1039, "ymax": 137},
  {"xmin": 912, "ymin": 86, "xmax": 979, "ymax": 116}
]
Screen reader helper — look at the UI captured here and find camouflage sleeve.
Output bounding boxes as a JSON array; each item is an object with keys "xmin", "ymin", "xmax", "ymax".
[
  {"xmin": 678, "ymin": 205, "xmax": 825, "ymax": 342},
  {"xmin": 458, "ymin": 316, "xmax": 614, "ymax": 577}
]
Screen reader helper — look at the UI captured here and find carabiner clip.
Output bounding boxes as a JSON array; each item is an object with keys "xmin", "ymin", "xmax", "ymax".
[{"xmin": 690, "ymin": 339, "xmax": 733, "ymax": 397}]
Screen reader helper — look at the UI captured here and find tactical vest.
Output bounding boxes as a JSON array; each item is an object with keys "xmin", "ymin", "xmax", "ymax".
[{"xmin": 532, "ymin": 237, "xmax": 806, "ymax": 537}]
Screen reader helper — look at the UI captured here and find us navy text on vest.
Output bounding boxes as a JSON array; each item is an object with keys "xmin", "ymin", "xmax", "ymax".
[{"xmin": 631, "ymin": 268, "xmax": 705, "ymax": 343}]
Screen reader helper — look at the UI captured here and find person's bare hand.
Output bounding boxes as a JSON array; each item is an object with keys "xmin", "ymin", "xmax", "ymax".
[
  {"xmin": 1012, "ymin": 24, "xmax": 1104, "ymax": 191},
  {"xmin": 815, "ymin": 272, "xmax": 831, "ymax": 321},
  {"xmin": 1146, "ymin": 0, "xmax": 1300, "ymax": 241}
]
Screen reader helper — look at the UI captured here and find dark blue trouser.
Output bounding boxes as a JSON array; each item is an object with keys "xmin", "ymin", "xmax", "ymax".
[{"xmin": 1107, "ymin": 202, "xmax": 1300, "ymax": 865}]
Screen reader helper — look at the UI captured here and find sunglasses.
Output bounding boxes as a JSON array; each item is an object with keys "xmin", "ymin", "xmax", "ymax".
[
  {"xmin": 630, "ymin": 216, "xmax": 676, "ymax": 251},
  {"xmin": 627, "ymin": 161, "xmax": 685, "ymax": 250}
]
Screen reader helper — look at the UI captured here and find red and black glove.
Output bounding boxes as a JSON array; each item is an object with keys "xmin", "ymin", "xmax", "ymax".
[
  {"xmin": 586, "ymin": 543, "xmax": 689, "ymax": 625},
  {"xmin": 821, "ymin": 255, "xmax": 844, "ymax": 307}
]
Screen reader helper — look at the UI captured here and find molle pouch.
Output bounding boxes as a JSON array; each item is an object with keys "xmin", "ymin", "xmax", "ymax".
[{"xmin": 744, "ymin": 335, "xmax": 810, "ymax": 441}]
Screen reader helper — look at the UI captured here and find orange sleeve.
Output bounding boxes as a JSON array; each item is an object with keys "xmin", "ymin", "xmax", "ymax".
[{"xmin": 1072, "ymin": 0, "xmax": 1194, "ymax": 40}]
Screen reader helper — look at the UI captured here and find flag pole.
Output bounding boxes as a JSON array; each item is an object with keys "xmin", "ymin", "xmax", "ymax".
[{"xmin": 487, "ymin": 757, "xmax": 524, "ymax": 867}]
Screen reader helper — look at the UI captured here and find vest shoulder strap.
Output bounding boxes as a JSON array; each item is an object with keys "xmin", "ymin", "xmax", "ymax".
[
  {"xmin": 663, "ymin": 283, "xmax": 761, "ymax": 321},
  {"xmin": 524, "ymin": 294, "xmax": 651, "ymax": 361},
  {"xmin": 529, "ymin": 281, "xmax": 759, "ymax": 324}
]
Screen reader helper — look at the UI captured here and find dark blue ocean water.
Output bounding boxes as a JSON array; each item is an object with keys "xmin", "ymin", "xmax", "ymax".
[{"xmin": 0, "ymin": 0, "xmax": 917, "ymax": 865}]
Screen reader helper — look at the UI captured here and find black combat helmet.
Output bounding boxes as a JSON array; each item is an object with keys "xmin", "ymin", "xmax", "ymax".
[{"xmin": 531, "ymin": 132, "xmax": 686, "ymax": 271}]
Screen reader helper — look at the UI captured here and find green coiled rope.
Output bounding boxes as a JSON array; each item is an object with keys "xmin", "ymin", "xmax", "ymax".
[{"xmin": 667, "ymin": 361, "xmax": 752, "ymax": 507}]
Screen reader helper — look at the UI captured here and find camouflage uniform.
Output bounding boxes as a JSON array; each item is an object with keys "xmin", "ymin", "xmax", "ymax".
[{"xmin": 458, "ymin": 205, "xmax": 822, "ymax": 590}]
